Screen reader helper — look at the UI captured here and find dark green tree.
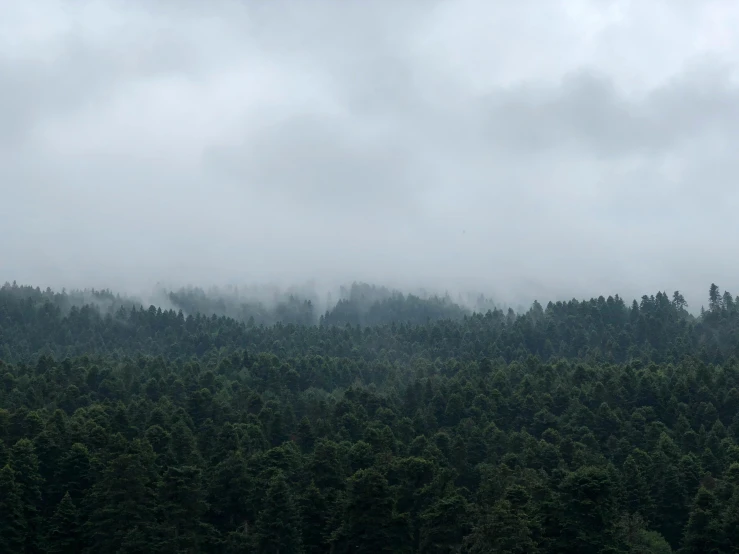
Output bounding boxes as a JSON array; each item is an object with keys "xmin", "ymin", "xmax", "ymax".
[
  {"xmin": 622, "ymin": 454, "xmax": 653, "ymax": 520},
  {"xmin": 157, "ymin": 465, "xmax": 214, "ymax": 552},
  {"xmin": 680, "ymin": 487, "xmax": 723, "ymax": 554},
  {"xmin": 10, "ymin": 437, "xmax": 43, "ymax": 552},
  {"xmin": 463, "ymin": 499, "xmax": 539, "ymax": 554},
  {"xmin": 558, "ymin": 466, "xmax": 619, "ymax": 554},
  {"xmin": 0, "ymin": 464, "xmax": 26, "ymax": 552},
  {"xmin": 84, "ymin": 439, "xmax": 158, "ymax": 553},
  {"xmin": 336, "ymin": 468, "xmax": 411, "ymax": 554},
  {"xmin": 46, "ymin": 492, "xmax": 81, "ymax": 553},
  {"xmin": 419, "ymin": 492, "xmax": 470, "ymax": 553},
  {"xmin": 251, "ymin": 471, "xmax": 303, "ymax": 554}
]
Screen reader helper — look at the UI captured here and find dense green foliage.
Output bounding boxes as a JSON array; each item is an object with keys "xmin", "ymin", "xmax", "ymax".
[{"xmin": 3, "ymin": 281, "xmax": 739, "ymax": 552}]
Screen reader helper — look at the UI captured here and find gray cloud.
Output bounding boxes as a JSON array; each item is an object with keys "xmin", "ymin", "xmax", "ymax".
[{"xmin": 3, "ymin": 0, "xmax": 739, "ymax": 309}]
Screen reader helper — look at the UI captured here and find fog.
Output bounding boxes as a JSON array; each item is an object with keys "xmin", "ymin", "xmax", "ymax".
[{"xmin": 3, "ymin": 0, "xmax": 739, "ymax": 311}]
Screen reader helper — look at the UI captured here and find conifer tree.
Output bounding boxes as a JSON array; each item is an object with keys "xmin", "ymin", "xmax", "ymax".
[
  {"xmin": 464, "ymin": 499, "xmax": 539, "ymax": 554},
  {"xmin": 723, "ymin": 488, "xmax": 739, "ymax": 551},
  {"xmin": 157, "ymin": 465, "xmax": 214, "ymax": 552},
  {"xmin": 10, "ymin": 438, "xmax": 43, "ymax": 552},
  {"xmin": 622, "ymin": 455, "xmax": 653, "ymax": 520},
  {"xmin": 252, "ymin": 471, "xmax": 303, "ymax": 554},
  {"xmin": 681, "ymin": 487, "xmax": 723, "ymax": 553},
  {"xmin": 337, "ymin": 468, "xmax": 411, "ymax": 554},
  {"xmin": 46, "ymin": 492, "xmax": 81, "ymax": 553},
  {"xmin": 84, "ymin": 439, "xmax": 158, "ymax": 553},
  {"xmin": 0, "ymin": 464, "xmax": 26, "ymax": 552}
]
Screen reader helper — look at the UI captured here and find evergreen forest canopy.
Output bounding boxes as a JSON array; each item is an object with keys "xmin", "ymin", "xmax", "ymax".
[{"xmin": 2, "ymin": 280, "xmax": 739, "ymax": 552}]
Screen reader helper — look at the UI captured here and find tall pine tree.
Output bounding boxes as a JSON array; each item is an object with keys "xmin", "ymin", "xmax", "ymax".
[
  {"xmin": 251, "ymin": 471, "xmax": 303, "ymax": 554},
  {"xmin": 46, "ymin": 491, "xmax": 81, "ymax": 553},
  {"xmin": 0, "ymin": 464, "xmax": 26, "ymax": 552}
]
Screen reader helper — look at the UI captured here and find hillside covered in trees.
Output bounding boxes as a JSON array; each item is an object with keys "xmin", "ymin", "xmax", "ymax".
[{"xmin": 2, "ymin": 281, "xmax": 739, "ymax": 552}]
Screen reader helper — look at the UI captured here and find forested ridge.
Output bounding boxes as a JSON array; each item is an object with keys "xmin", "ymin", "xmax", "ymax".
[{"xmin": 2, "ymin": 281, "xmax": 739, "ymax": 552}]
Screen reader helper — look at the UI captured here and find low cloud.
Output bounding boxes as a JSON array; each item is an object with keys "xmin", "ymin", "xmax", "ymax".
[{"xmin": 2, "ymin": 0, "xmax": 739, "ymax": 309}]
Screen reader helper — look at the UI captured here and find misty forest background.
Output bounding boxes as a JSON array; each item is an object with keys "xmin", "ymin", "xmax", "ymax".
[{"xmin": 2, "ymin": 280, "xmax": 739, "ymax": 553}]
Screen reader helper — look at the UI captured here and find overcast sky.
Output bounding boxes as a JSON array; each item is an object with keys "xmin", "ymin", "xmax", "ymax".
[{"xmin": 2, "ymin": 0, "xmax": 739, "ymax": 309}]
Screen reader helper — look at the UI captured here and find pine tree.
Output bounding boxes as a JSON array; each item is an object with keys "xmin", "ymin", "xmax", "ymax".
[
  {"xmin": 223, "ymin": 526, "xmax": 255, "ymax": 553},
  {"xmin": 419, "ymin": 492, "xmax": 470, "ymax": 553},
  {"xmin": 10, "ymin": 438, "xmax": 43, "ymax": 552},
  {"xmin": 336, "ymin": 468, "xmax": 410, "ymax": 554},
  {"xmin": 653, "ymin": 458, "xmax": 687, "ymax": 548},
  {"xmin": 0, "ymin": 464, "xmax": 26, "ymax": 552},
  {"xmin": 681, "ymin": 487, "xmax": 723, "ymax": 553},
  {"xmin": 52, "ymin": 442, "xmax": 92, "ymax": 504},
  {"xmin": 621, "ymin": 455, "xmax": 653, "ymax": 520},
  {"xmin": 672, "ymin": 291, "xmax": 687, "ymax": 312},
  {"xmin": 299, "ymin": 481, "xmax": 329, "ymax": 552},
  {"xmin": 463, "ymin": 499, "xmax": 539, "ymax": 554},
  {"xmin": 84, "ymin": 439, "xmax": 158, "ymax": 553},
  {"xmin": 157, "ymin": 465, "xmax": 214, "ymax": 552},
  {"xmin": 46, "ymin": 492, "xmax": 81, "ymax": 553},
  {"xmin": 208, "ymin": 449, "xmax": 254, "ymax": 530},
  {"xmin": 166, "ymin": 420, "xmax": 201, "ymax": 466},
  {"xmin": 612, "ymin": 514, "xmax": 671, "ymax": 554},
  {"xmin": 723, "ymin": 488, "xmax": 739, "ymax": 551},
  {"xmin": 296, "ymin": 416, "xmax": 315, "ymax": 453},
  {"xmin": 709, "ymin": 284, "xmax": 721, "ymax": 313},
  {"xmin": 251, "ymin": 471, "xmax": 303, "ymax": 554},
  {"xmin": 558, "ymin": 466, "xmax": 618, "ymax": 554}
]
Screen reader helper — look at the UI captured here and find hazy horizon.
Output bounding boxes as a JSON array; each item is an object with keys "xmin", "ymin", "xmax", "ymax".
[
  {"xmin": 1, "ymin": 277, "xmax": 720, "ymax": 320},
  {"xmin": 4, "ymin": 0, "xmax": 739, "ymax": 311}
]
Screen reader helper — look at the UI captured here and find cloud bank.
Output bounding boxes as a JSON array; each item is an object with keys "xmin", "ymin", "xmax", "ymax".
[{"xmin": 3, "ymin": 0, "xmax": 739, "ymax": 308}]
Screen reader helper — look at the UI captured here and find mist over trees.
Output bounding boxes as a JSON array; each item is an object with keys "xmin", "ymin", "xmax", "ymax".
[
  {"xmin": 0, "ymin": 281, "xmax": 499, "ymax": 329},
  {"xmin": 2, "ymin": 280, "xmax": 739, "ymax": 552}
]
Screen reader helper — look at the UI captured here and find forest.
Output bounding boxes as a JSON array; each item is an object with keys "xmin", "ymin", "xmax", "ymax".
[{"xmin": 2, "ymin": 280, "xmax": 739, "ymax": 552}]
